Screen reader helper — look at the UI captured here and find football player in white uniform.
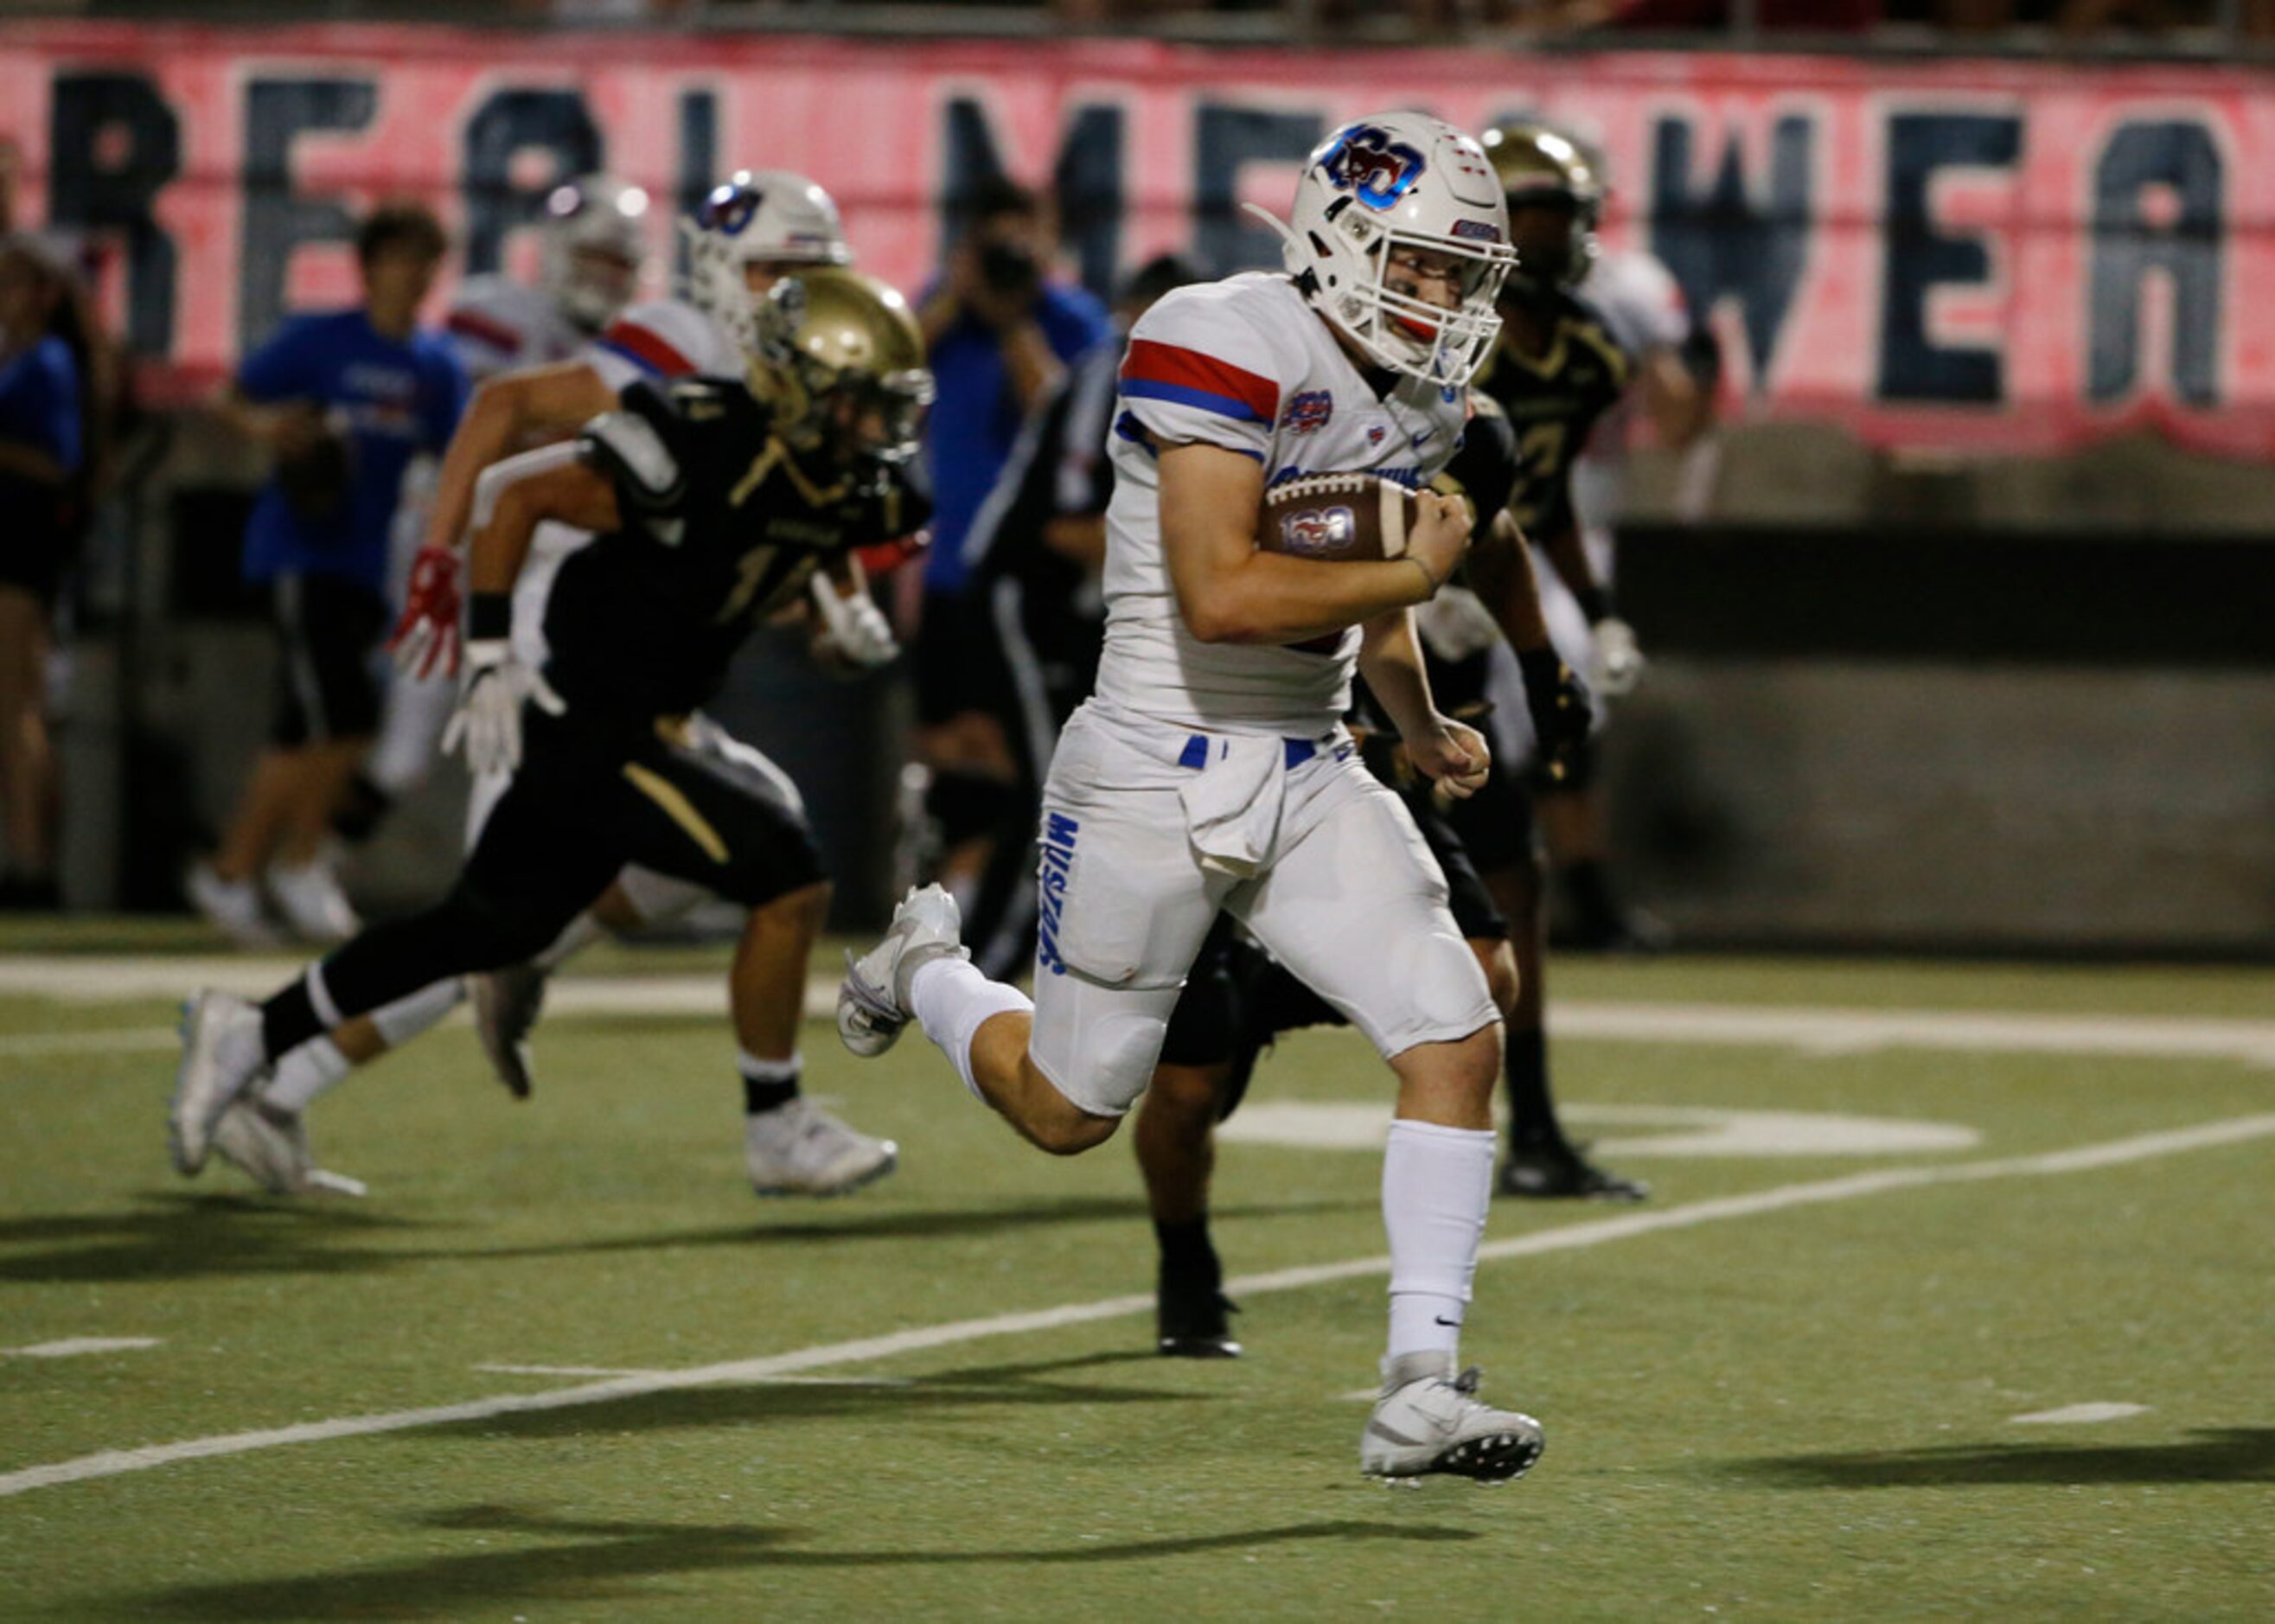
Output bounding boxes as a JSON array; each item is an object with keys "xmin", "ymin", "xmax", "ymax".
[
  {"xmin": 840, "ymin": 114, "xmax": 1547, "ymax": 1483},
  {"xmin": 308, "ymin": 176, "xmax": 658, "ymax": 949},
  {"xmin": 208, "ymin": 175, "xmax": 904, "ymax": 1202}
]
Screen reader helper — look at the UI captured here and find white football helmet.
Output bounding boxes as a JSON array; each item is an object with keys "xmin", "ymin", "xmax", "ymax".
[
  {"xmin": 682, "ymin": 170, "xmax": 855, "ymax": 352},
  {"xmin": 1249, "ymin": 113, "xmax": 1517, "ymax": 387},
  {"xmin": 539, "ymin": 174, "xmax": 651, "ymax": 334}
]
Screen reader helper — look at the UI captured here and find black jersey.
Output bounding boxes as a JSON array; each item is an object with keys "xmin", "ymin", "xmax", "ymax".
[
  {"xmin": 544, "ymin": 375, "xmax": 926, "ymax": 723},
  {"xmin": 1471, "ymin": 290, "xmax": 1629, "ymax": 541}
]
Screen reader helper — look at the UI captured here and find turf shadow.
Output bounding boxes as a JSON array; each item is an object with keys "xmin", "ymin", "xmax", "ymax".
[
  {"xmin": 0, "ymin": 1194, "xmax": 457, "ymax": 1284},
  {"xmin": 1725, "ymin": 1427, "xmax": 2275, "ymax": 1489},
  {"xmin": 94, "ymin": 1504, "xmax": 1477, "ymax": 1619},
  {"xmin": 421, "ymin": 1349, "xmax": 1202, "ymax": 1442}
]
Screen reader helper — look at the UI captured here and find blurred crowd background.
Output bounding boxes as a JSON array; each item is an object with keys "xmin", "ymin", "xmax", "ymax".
[{"xmin": 0, "ymin": 4, "xmax": 2270, "ymax": 960}]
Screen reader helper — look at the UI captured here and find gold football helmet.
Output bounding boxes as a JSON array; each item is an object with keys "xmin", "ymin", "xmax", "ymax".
[
  {"xmin": 1479, "ymin": 123, "xmax": 1603, "ymax": 291},
  {"xmin": 750, "ymin": 268, "xmax": 934, "ymax": 463}
]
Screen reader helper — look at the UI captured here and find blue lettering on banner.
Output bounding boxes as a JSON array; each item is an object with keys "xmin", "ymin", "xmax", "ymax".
[{"xmin": 1036, "ymin": 811, "xmax": 1080, "ymax": 976}]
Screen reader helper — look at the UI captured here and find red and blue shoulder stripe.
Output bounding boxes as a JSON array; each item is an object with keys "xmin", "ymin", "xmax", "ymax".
[
  {"xmin": 597, "ymin": 318, "xmax": 696, "ymax": 379},
  {"xmin": 1119, "ymin": 339, "xmax": 1277, "ymax": 425}
]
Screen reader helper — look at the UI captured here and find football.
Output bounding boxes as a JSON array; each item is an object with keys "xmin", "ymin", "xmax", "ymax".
[{"xmin": 1256, "ymin": 473, "xmax": 1420, "ymax": 563}]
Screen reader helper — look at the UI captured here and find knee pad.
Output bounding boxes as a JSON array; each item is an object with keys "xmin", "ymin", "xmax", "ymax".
[{"xmin": 1388, "ymin": 922, "xmax": 1500, "ymax": 1044}]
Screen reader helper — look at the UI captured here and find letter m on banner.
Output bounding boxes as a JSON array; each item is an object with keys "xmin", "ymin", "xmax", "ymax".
[
  {"xmin": 939, "ymin": 94, "xmax": 1123, "ymax": 297},
  {"xmin": 1650, "ymin": 111, "xmax": 1813, "ymax": 393}
]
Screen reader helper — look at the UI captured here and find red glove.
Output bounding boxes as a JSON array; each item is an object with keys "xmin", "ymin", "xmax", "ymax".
[
  {"xmin": 388, "ymin": 545, "xmax": 464, "ymax": 680},
  {"xmin": 854, "ymin": 529, "xmax": 931, "ymax": 579}
]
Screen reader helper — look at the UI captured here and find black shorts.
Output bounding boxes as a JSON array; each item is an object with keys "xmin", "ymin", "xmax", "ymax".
[
  {"xmin": 912, "ymin": 585, "xmax": 1015, "ymax": 728},
  {"xmin": 1438, "ymin": 753, "xmax": 1537, "ymax": 879},
  {"xmin": 270, "ymin": 573, "xmax": 387, "ymax": 748},
  {"xmin": 461, "ymin": 708, "xmax": 827, "ymax": 923},
  {"xmin": 1408, "ymin": 779, "xmax": 1510, "ymax": 943},
  {"xmin": 0, "ymin": 488, "xmax": 73, "ymax": 610}
]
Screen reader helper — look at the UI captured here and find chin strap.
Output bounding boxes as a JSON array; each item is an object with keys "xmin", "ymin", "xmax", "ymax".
[{"xmin": 1240, "ymin": 202, "xmax": 1316, "ymax": 296}]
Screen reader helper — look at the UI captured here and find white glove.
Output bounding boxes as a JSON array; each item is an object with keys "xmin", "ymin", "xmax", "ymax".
[
  {"xmin": 808, "ymin": 572, "xmax": 900, "ymax": 672},
  {"xmin": 439, "ymin": 638, "xmax": 566, "ymax": 777},
  {"xmin": 1590, "ymin": 616, "xmax": 1646, "ymax": 698},
  {"xmin": 1412, "ymin": 585, "xmax": 1503, "ymax": 663}
]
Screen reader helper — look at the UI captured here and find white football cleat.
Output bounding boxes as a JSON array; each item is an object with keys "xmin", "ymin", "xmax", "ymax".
[
  {"xmin": 210, "ymin": 1095, "xmax": 367, "ymax": 1198},
  {"xmin": 1359, "ymin": 1352, "xmax": 1544, "ymax": 1483},
  {"xmin": 470, "ymin": 962, "xmax": 546, "ymax": 1098},
  {"xmin": 266, "ymin": 851, "xmax": 361, "ymax": 944},
  {"xmin": 744, "ymin": 1098, "xmax": 898, "ymax": 1197},
  {"xmin": 837, "ymin": 884, "xmax": 969, "ymax": 1058},
  {"xmin": 170, "ymin": 991, "xmax": 268, "ymax": 1176},
  {"xmin": 184, "ymin": 861, "xmax": 280, "ymax": 949}
]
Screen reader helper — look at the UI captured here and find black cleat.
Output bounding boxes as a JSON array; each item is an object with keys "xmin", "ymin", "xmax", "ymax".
[
  {"xmin": 1157, "ymin": 1270, "xmax": 1243, "ymax": 1359},
  {"xmin": 1499, "ymin": 1142, "xmax": 1651, "ymax": 1203}
]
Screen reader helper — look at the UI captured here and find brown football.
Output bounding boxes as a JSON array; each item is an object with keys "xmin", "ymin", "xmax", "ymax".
[{"xmin": 1256, "ymin": 473, "xmax": 1420, "ymax": 563}]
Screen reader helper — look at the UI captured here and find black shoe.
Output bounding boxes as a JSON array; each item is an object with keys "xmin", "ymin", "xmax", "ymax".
[
  {"xmin": 1498, "ymin": 1142, "xmax": 1651, "ymax": 1202},
  {"xmin": 1157, "ymin": 1269, "xmax": 1243, "ymax": 1359}
]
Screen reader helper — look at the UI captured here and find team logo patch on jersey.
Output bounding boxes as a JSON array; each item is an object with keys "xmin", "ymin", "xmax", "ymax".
[
  {"xmin": 1367, "ymin": 425, "xmax": 1387, "ymax": 446},
  {"xmin": 1320, "ymin": 125, "xmax": 1427, "ymax": 212},
  {"xmin": 1280, "ymin": 390, "xmax": 1333, "ymax": 434},
  {"xmin": 1276, "ymin": 505, "xmax": 1358, "ymax": 558}
]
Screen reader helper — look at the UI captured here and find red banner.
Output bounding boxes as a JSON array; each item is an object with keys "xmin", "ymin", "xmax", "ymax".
[{"xmin": 3, "ymin": 22, "xmax": 2271, "ymax": 456}]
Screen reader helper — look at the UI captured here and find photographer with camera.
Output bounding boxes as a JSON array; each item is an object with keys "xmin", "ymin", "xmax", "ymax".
[{"xmin": 909, "ymin": 177, "xmax": 1111, "ymax": 916}]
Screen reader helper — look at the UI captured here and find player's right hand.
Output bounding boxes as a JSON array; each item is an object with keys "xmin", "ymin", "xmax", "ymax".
[
  {"xmin": 1406, "ymin": 714, "xmax": 1492, "ymax": 802},
  {"xmin": 441, "ymin": 639, "xmax": 565, "ymax": 777},
  {"xmin": 389, "ymin": 546, "xmax": 464, "ymax": 681},
  {"xmin": 1403, "ymin": 490, "xmax": 1472, "ymax": 598}
]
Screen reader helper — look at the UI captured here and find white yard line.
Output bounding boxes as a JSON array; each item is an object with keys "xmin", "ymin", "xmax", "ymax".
[
  {"xmin": 1, "ymin": 1112, "xmax": 2267, "ymax": 1501},
  {"xmin": 2009, "ymin": 1403, "xmax": 2150, "ymax": 1425},
  {"xmin": 4, "ymin": 964, "xmax": 2275, "ymax": 1066},
  {"xmin": 3, "ymin": 1338, "xmax": 161, "ymax": 1359}
]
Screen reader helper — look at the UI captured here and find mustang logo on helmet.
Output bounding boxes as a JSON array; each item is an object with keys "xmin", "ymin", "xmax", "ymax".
[
  {"xmin": 1320, "ymin": 126, "xmax": 1428, "ymax": 212},
  {"xmin": 700, "ymin": 181, "xmax": 766, "ymax": 237}
]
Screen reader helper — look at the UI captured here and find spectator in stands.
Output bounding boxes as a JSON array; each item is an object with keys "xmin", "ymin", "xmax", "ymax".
[
  {"xmin": 189, "ymin": 203, "xmax": 466, "ymax": 946},
  {"xmin": 910, "ymin": 176, "xmax": 1111, "ymax": 914},
  {"xmin": 0, "ymin": 234, "xmax": 93, "ymax": 912}
]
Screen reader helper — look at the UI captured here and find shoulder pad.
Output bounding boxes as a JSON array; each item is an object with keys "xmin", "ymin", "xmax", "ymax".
[{"xmin": 582, "ymin": 406, "xmax": 684, "ymax": 513}]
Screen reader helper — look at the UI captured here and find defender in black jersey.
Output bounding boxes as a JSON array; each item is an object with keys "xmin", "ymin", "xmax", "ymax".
[
  {"xmin": 1481, "ymin": 121, "xmax": 1663, "ymax": 957},
  {"xmin": 169, "ymin": 271, "xmax": 934, "ymax": 1191}
]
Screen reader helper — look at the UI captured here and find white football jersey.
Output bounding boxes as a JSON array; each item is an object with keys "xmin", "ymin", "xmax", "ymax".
[
  {"xmin": 586, "ymin": 297, "xmax": 743, "ymax": 392},
  {"xmin": 444, "ymin": 277, "xmax": 587, "ymax": 383},
  {"xmin": 1101, "ymin": 272, "xmax": 1468, "ymax": 736}
]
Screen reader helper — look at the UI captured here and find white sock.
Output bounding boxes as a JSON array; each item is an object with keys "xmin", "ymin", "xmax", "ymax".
[
  {"xmin": 265, "ymin": 1036, "xmax": 352, "ymax": 1115},
  {"xmin": 368, "ymin": 977, "xmax": 466, "ymax": 1047},
  {"xmin": 908, "ymin": 956, "xmax": 1032, "ymax": 1101},
  {"xmin": 534, "ymin": 911, "xmax": 605, "ymax": 971},
  {"xmin": 1382, "ymin": 1117, "xmax": 1497, "ymax": 1365}
]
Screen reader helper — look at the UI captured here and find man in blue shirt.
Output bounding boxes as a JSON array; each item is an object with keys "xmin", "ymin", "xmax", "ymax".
[
  {"xmin": 0, "ymin": 233, "xmax": 93, "ymax": 913},
  {"xmin": 189, "ymin": 204, "xmax": 467, "ymax": 945},
  {"xmin": 911, "ymin": 177, "xmax": 1111, "ymax": 911}
]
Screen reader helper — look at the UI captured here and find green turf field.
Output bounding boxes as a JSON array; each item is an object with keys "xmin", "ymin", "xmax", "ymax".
[{"xmin": 0, "ymin": 924, "xmax": 2269, "ymax": 1619}]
